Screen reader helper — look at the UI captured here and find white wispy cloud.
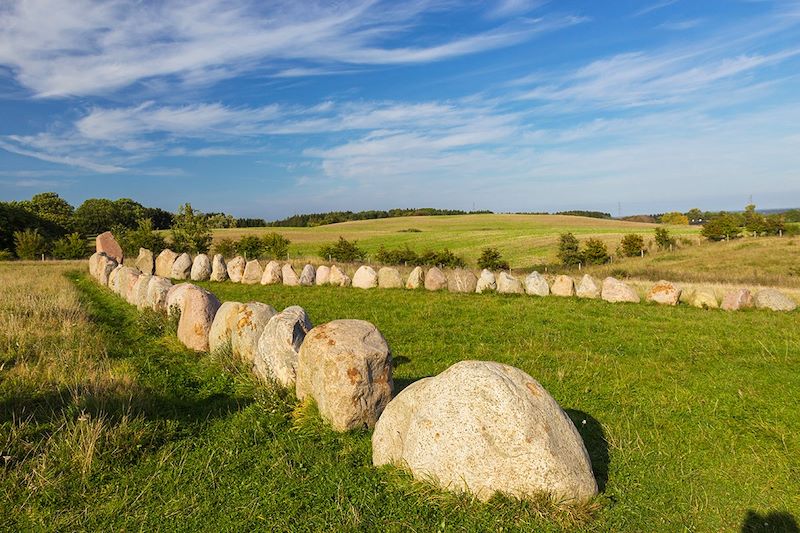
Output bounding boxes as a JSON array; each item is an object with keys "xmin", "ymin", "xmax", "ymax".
[
  {"xmin": 659, "ymin": 19, "xmax": 703, "ymax": 31},
  {"xmin": 632, "ymin": 0, "xmax": 678, "ymax": 18}
]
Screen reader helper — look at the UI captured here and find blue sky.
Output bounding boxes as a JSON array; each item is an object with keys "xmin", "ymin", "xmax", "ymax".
[{"xmin": 1, "ymin": 0, "xmax": 799, "ymax": 218}]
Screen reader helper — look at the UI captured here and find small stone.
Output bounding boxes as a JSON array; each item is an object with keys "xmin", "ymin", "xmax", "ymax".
[
  {"xmin": 353, "ymin": 266, "xmax": 379, "ymax": 289},
  {"xmin": 231, "ymin": 302, "xmax": 277, "ymax": 363},
  {"xmin": 524, "ymin": 272, "xmax": 549, "ymax": 297},
  {"xmin": 646, "ymin": 280, "xmax": 681, "ymax": 306},
  {"xmin": 254, "ymin": 306, "xmax": 313, "ymax": 388},
  {"xmin": 405, "ymin": 266, "xmax": 424, "ymax": 289},
  {"xmin": 328, "ymin": 265, "xmax": 351, "ymax": 287},
  {"xmin": 282, "ymin": 264, "xmax": 300, "ymax": 286},
  {"xmin": 601, "ymin": 277, "xmax": 640, "ymax": 303},
  {"xmin": 211, "ymin": 254, "xmax": 228, "ymax": 282},
  {"xmin": 242, "ymin": 260, "xmax": 263, "ymax": 284},
  {"xmin": 315, "ymin": 265, "xmax": 331, "ymax": 285},
  {"xmin": 155, "ymin": 249, "xmax": 178, "ymax": 278},
  {"xmin": 476, "ymin": 269, "xmax": 497, "ymax": 293},
  {"xmin": 550, "ymin": 275, "xmax": 575, "ymax": 297},
  {"xmin": 261, "ymin": 260, "xmax": 282, "ymax": 285},
  {"xmin": 496, "ymin": 272, "xmax": 524, "ymax": 294},
  {"xmin": 190, "ymin": 254, "xmax": 212, "ymax": 281},
  {"xmin": 377, "ymin": 267, "xmax": 403, "ymax": 289},
  {"xmin": 424, "ymin": 267, "xmax": 447, "ymax": 291},
  {"xmin": 721, "ymin": 288, "xmax": 754, "ymax": 311},
  {"xmin": 447, "ymin": 269, "xmax": 477, "ymax": 293},
  {"xmin": 135, "ymin": 248, "xmax": 154, "ymax": 275},
  {"xmin": 227, "ymin": 256, "xmax": 246, "ymax": 283},
  {"xmin": 575, "ymin": 275, "xmax": 601, "ymax": 299},
  {"xmin": 299, "ymin": 264, "xmax": 316, "ymax": 286},
  {"xmin": 753, "ymin": 288, "xmax": 797, "ymax": 312},
  {"xmin": 171, "ymin": 253, "xmax": 192, "ymax": 280},
  {"xmin": 95, "ymin": 231, "xmax": 123, "ymax": 263}
]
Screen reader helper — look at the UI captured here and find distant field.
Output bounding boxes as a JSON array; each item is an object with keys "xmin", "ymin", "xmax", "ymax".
[{"xmin": 212, "ymin": 214, "xmax": 700, "ymax": 268}]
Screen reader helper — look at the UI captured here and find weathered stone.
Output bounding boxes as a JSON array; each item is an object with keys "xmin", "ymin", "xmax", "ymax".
[
  {"xmin": 97, "ymin": 254, "xmax": 118, "ymax": 286},
  {"xmin": 377, "ymin": 267, "xmax": 403, "ymax": 289},
  {"xmin": 753, "ymin": 288, "xmax": 797, "ymax": 312},
  {"xmin": 424, "ymin": 267, "xmax": 447, "ymax": 291},
  {"xmin": 211, "ymin": 254, "xmax": 228, "ymax": 282},
  {"xmin": 135, "ymin": 248, "xmax": 154, "ymax": 275},
  {"xmin": 146, "ymin": 276, "xmax": 172, "ymax": 312},
  {"xmin": 551, "ymin": 275, "xmax": 575, "ymax": 297},
  {"xmin": 328, "ymin": 265, "xmax": 351, "ymax": 287},
  {"xmin": 282, "ymin": 264, "xmax": 300, "ymax": 286},
  {"xmin": 171, "ymin": 253, "xmax": 192, "ymax": 280},
  {"xmin": 190, "ymin": 254, "xmax": 212, "ymax": 281},
  {"xmin": 227, "ymin": 256, "xmax": 246, "ymax": 283},
  {"xmin": 231, "ymin": 302, "xmax": 277, "ymax": 363},
  {"xmin": 108, "ymin": 265, "xmax": 123, "ymax": 293},
  {"xmin": 476, "ymin": 269, "xmax": 497, "ymax": 293},
  {"xmin": 721, "ymin": 288, "xmax": 754, "ymax": 311},
  {"xmin": 165, "ymin": 283, "xmax": 194, "ymax": 316},
  {"xmin": 131, "ymin": 274, "xmax": 153, "ymax": 309},
  {"xmin": 254, "ymin": 306, "xmax": 313, "ymax": 388},
  {"xmin": 95, "ymin": 231, "xmax": 123, "ymax": 263},
  {"xmin": 260, "ymin": 260, "xmax": 282, "ymax": 285},
  {"xmin": 242, "ymin": 260, "xmax": 263, "ymax": 285},
  {"xmin": 88, "ymin": 252, "xmax": 100, "ymax": 279},
  {"xmin": 175, "ymin": 285, "xmax": 221, "ymax": 352},
  {"xmin": 299, "ymin": 264, "xmax": 316, "ymax": 286},
  {"xmin": 524, "ymin": 272, "xmax": 549, "ymax": 297},
  {"xmin": 576, "ymin": 275, "xmax": 601, "ymax": 299},
  {"xmin": 372, "ymin": 360, "xmax": 597, "ymax": 503},
  {"xmin": 353, "ymin": 266, "xmax": 378, "ymax": 289},
  {"xmin": 117, "ymin": 266, "xmax": 140, "ymax": 302},
  {"xmin": 691, "ymin": 288, "xmax": 718, "ymax": 309},
  {"xmin": 296, "ymin": 319, "xmax": 393, "ymax": 431},
  {"xmin": 447, "ymin": 269, "xmax": 478, "ymax": 293},
  {"xmin": 646, "ymin": 280, "xmax": 681, "ymax": 306},
  {"xmin": 315, "ymin": 265, "xmax": 331, "ymax": 285},
  {"xmin": 405, "ymin": 266, "xmax": 424, "ymax": 289},
  {"xmin": 496, "ymin": 272, "xmax": 524, "ymax": 294},
  {"xmin": 208, "ymin": 301, "xmax": 244, "ymax": 353},
  {"xmin": 601, "ymin": 277, "xmax": 640, "ymax": 303},
  {"xmin": 155, "ymin": 249, "xmax": 178, "ymax": 278}
]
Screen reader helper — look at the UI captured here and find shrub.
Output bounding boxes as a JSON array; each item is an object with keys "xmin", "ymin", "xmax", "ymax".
[
  {"xmin": 236, "ymin": 236, "xmax": 264, "ymax": 259},
  {"xmin": 660, "ymin": 212, "xmax": 689, "ymax": 225},
  {"xmin": 477, "ymin": 247, "xmax": 510, "ymax": 270},
  {"xmin": 52, "ymin": 232, "xmax": 90, "ymax": 259},
  {"xmin": 419, "ymin": 249, "xmax": 466, "ymax": 269},
  {"xmin": 376, "ymin": 246, "xmax": 420, "ymax": 265},
  {"xmin": 319, "ymin": 237, "xmax": 366, "ymax": 262},
  {"xmin": 398, "ymin": 228, "xmax": 422, "ymax": 233},
  {"xmin": 14, "ymin": 228, "xmax": 47, "ymax": 259},
  {"xmin": 114, "ymin": 218, "xmax": 167, "ymax": 257},
  {"xmin": 582, "ymin": 239, "xmax": 609, "ymax": 265},
  {"xmin": 261, "ymin": 232, "xmax": 290, "ymax": 259},
  {"xmin": 171, "ymin": 203, "xmax": 212, "ymax": 254},
  {"xmin": 701, "ymin": 215, "xmax": 742, "ymax": 241},
  {"xmin": 0, "ymin": 250, "xmax": 14, "ymax": 261},
  {"xmin": 557, "ymin": 233, "xmax": 582, "ymax": 266},
  {"xmin": 654, "ymin": 228, "xmax": 676, "ymax": 250},
  {"xmin": 213, "ymin": 238, "xmax": 238, "ymax": 258},
  {"xmin": 620, "ymin": 234, "xmax": 645, "ymax": 257}
]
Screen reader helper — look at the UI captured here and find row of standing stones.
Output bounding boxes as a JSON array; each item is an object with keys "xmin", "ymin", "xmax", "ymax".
[{"xmin": 90, "ymin": 231, "xmax": 600, "ymax": 503}]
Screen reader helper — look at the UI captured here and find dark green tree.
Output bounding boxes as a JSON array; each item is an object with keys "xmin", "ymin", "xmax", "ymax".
[
  {"xmin": 23, "ymin": 192, "xmax": 74, "ymax": 233},
  {"xmin": 170, "ymin": 203, "xmax": 212, "ymax": 254},
  {"xmin": 557, "ymin": 233, "xmax": 583, "ymax": 266},
  {"xmin": 14, "ymin": 228, "xmax": 47, "ymax": 259},
  {"xmin": 582, "ymin": 238, "xmax": 610, "ymax": 265},
  {"xmin": 620, "ymin": 234, "xmax": 645, "ymax": 257},
  {"xmin": 261, "ymin": 233, "xmax": 290, "ymax": 259},
  {"xmin": 319, "ymin": 237, "xmax": 367, "ymax": 262},
  {"xmin": 477, "ymin": 247, "xmax": 510, "ymax": 270},
  {"xmin": 654, "ymin": 228, "xmax": 676, "ymax": 250},
  {"xmin": 52, "ymin": 232, "xmax": 90, "ymax": 259},
  {"xmin": 700, "ymin": 214, "xmax": 742, "ymax": 241}
]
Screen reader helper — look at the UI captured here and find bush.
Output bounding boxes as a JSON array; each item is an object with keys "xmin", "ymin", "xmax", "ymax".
[
  {"xmin": 701, "ymin": 215, "xmax": 742, "ymax": 241},
  {"xmin": 620, "ymin": 234, "xmax": 645, "ymax": 257},
  {"xmin": 374, "ymin": 246, "xmax": 466, "ymax": 268},
  {"xmin": 477, "ymin": 247, "xmax": 510, "ymax": 270},
  {"xmin": 654, "ymin": 228, "xmax": 676, "ymax": 251},
  {"xmin": 660, "ymin": 212, "xmax": 689, "ymax": 225},
  {"xmin": 52, "ymin": 232, "xmax": 89, "ymax": 259},
  {"xmin": 582, "ymin": 239, "xmax": 609, "ymax": 265},
  {"xmin": 261, "ymin": 232, "xmax": 290, "ymax": 260},
  {"xmin": 419, "ymin": 249, "xmax": 466, "ymax": 269},
  {"xmin": 171, "ymin": 203, "xmax": 212, "ymax": 254},
  {"xmin": 236, "ymin": 235, "xmax": 264, "ymax": 259},
  {"xmin": 376, "ymin": 246, "xmax": 420, "ymax": 265},
  {"xmin": 114, "ymin": 218, "xmax": 167, "ymax": 257},
  {"xmin": 14, "ymin": 228, "xmax": 47, "ymax": 259},
  {"xmin": 213, "ymin": 238, "xmax": 238, "ymax": 258},
  {"xmin": 557, "ymin": 233, "xmax": 583, "ymax": 266},
  {"xmin": 0, "ymin": 250, "xmax": 14, "ymax": 261},
  {"xmin": 319, "ymin": 237, "xmax": 366, "ymax": 262}
]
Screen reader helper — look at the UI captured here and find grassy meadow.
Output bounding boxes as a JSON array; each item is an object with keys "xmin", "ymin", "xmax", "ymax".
[{"xmin": 2, "ymin": 261, "xmax": 799, "ymax": 531}]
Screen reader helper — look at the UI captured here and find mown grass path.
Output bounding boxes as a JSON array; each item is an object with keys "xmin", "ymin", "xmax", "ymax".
[{"xmin": 2, "ymin": 264, "xmax": 799, "ymax": 531}]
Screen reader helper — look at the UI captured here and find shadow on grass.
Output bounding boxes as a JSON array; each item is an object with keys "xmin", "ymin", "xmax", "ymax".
[
  {"xmin": 741, "ymin": 510, "xmax": 798, "ymax": 533},
  {"xmin": 566, "ymin": 409, "xmax": 609, "ymax": 493}
]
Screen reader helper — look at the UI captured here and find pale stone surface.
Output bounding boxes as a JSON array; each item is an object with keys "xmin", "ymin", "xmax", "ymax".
[
  {"xmin": 230, "ymin": 302, "xmax": 277, "ymax": 363},
  {"xmin": 174, "ymin": 285, "xmax": 221, "ymax": 352},
  {"xmin": 261, "ymin": 260, "xmax": 282, "ymax": 285},
  {"xmin": 282, "ymin": 264, "xmax": 300, "ymax": 286},
  {"xmin": 721, "ymin": 288, "xmax": 754, "ymax": 311},
  {"xmin": 227, "ymin": 256, "xmax": 246, "ymax": 283},
  {"xmin": 211, "ymin": 254, "xmax": 228, "ymax": 282},
  {"xmin": 165, "ymin": 283, "xmax": 194, "ymax": 316},
  {"xmin": 646, "ymin": 280, "xmax": 681, "ymax": 306},
  {"xmin": 146, "ymin": 276, "xmax": 172, "ymax": 312},
  {"xmin": 98, "ymin": 254, "xmax": 118, "ymax": 286},
  {"xmin": 108, "ymin": 265, "xmax": 123, "ymax": 293},
  {"xmin": 155, "ymin": 249, "xmax": 178, "ymax": 278},
  {"xmin": 242, "ymin": 260, "xmax": 263, "ymax": 285},
  {"xmin": 524, "ymin": 272, "xmax": 550, "ymax": 297},
  {"xmin": 601, "ymin": 277, "xmax": 640, "ymax": 303},
  {"xmin": 171, "ymin": 253, "xmax": 192, "ymax": 280},
  {"xmin": 135, "ymin": 248, "xmax": 154, "ymax": 275},
  {"xmin": 190, "ymin": 254, "xmax": 212, "ymax": 281},
  {"xmin": 95, "ymin": 231, "xmax": 123, "ymax": 263},
  {"xmin": 353, "ymin": 266, "xmax": 379, "ymax": 289},
  {"xmin": 447, "ymin": 269, "xmax": 478, "ymax": 293},
  {"xmin": 753, "ymin": 288, "xmax": 797, "ymax": 312},
  {"xmin": 496, "ymin": 272, "xmax": 524, "ymax": 294},
  {"xmin": 328, "ymin": 265, "xmax": 351, "ymax": 287},
  {"xmin": 299, "ymin": 264, "xmax": 316, "ymax": 286},
  {"xmin": 405, "ymin": 266, "xmax": 424, "ymax": 289},
  {"xmin": 131, "ymin": 274, "xmax": 153, "ymax": 309},
  {"xmin": 424, "ymin": 267, "xmax": 447, "ymax": 291},
  {"xmin": 476, "ymin": 269, "xmax": 497, "ymax": 293},
  {"xmin": 691, "ymin": 288, "xmax": 719, "ymax": 309},
  {"xmin": 575, "ymin": 275, "xmax": 601, "ymax": 299},
  {"xmin": 378, "ymin": 267, "xmax": 403, "ymax": 289},
  {"xmin": 117, "ymin": 267, "xmax": 140, "ymax": 303},
  {"xmin": 254, "ymin": 306, "xmax": 313, "ymax": 387},
  {"xmin": 551, "ymin": 275, "xmax": 575, "ymax": 297},
  {"xmin": 315, "ymin": 265, "xmax": 331, "ymax": 285},
  {"xmin": 372, "ymin": 360, "xmax": 598, "ymax": 503},
  {"xmin": 296, "ymin": 319, "xmax": 393, "ymax": 431},
  {"xmin": 208, "ymin": 301, "xmax": 245, "ymax": 353}
]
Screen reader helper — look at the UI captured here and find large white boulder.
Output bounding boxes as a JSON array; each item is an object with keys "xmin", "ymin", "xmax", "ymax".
[
  {"xmin": 299, "ymin": 264, "xmax": 316, "ymax": 286},
  {"xmin": 254, "ymin": 306, "xmax": 313, "ymax": 388},
  {"xmin": 135, "ymin": 248, "xmax": 154, "ymax": 275},
  {"xmin": 496, "ymin": 272, "xmax": 524, "ymax": 294},
  {"xmin": 754, "ymin": 288, "xmax": 797, "ymax": 312},
  {"xmin": 242, "ymin": 260, "xmax": 263, "ymax": 285},
  {"xmin": 328, "ymin": 265, "xmax": 351, "ymax": 287},
  {"xmin": 601, "ymin": 277, "xmax": 640, "ymax": 303},
  {"xmin": 171, "ymin": 253, "xmax": 192, "ymax": 280},
  {"xmin": 282, "ymin": 264, "xmax": 300, "ymax": 286},
  {"xmin": 174, "ymin": 285, "xmax": 221, "ymax": 352},
  {"xmin": 550, "ymin": 275, "xmax": 575, "ymax": 297},
  {"xmin": 405, "ymin": 266, "xmax": 424, "ymax": 289},
  {"xmin": 476, "ymin": 269, "xmax": 496, "ymax": 293},
  {"xmin": 524, "ymin": 272, "xmax": 549, "ymax": 297},
  {"xmin": 353, "ymin": 266, "xmax": 378, "ymax": 289},
  {"xmin": 227, "ymin": 256, "xmax": 246, "ymax": 283},
  {"xmin": 575, "ymin": 275, "xmax": 601, "ymax": 299},
  {"xmin": 372, "ymin": 360, "xmax": 598, "ymax": 503},
  {"xmin": 646, "ymin": 280, "xmax": 681, "ymax": 306},
  {"xmin": 208, "ymin": 301, "xmax": 244, "ymax": 353},
  {"xmin": 377, "ymin": 267, "xmax": 403, "ymax": 289},
  {"xmin": 190, "ymin": 254, "xmax": 212, "ymax": 281},
  {"xmin": 315, "ymin": 265, "xmax": 331, "ymax": 285},
  {"xmin": 447, "ymin": 269, "xmax": 478, "ymax": 293},
  {"xmin": 155, "ymin": 249, "xmax": 178, "ymax": 278},
  {"xmin": 261, "ymin": 261, "xmax": 282, "ymax": 285},
  {"xmin": 230, "ymin": 302, "xmax": 277, "ymax": 363},
  {"xmin": 210, "ymin": 254, "xmax": 228, "ymax": 282},
  {"xmin": 146, "ymin": 276, "xmax": 172, "ymax": 312},
  {"xmin": 424, "ymin": 267, "xmax": 447, "ymax": 291}
]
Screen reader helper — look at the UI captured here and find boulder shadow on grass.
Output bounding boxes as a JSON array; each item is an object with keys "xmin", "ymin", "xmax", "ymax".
[
  {"xmin": 741, "ymin": 510, "xmax": 799, "ymax": 533},
  {"xmin": 566, "ymin": 409, "xmax": 609, "ymax": 492}
]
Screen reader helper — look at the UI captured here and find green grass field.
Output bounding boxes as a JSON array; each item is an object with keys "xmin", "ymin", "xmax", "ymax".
[{"xmin": 2, "ymin": 262, "xmax": 798, "ymax": 531}]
